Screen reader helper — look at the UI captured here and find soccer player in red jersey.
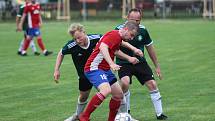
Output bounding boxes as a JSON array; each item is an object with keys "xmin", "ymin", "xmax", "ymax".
[
  {"xmin": 18, "ymin": 0, "xmax": 52, "ymax": 56},
  {"xmin": 79, "ymin": 21, "xmax": 142, "ymax": 121}
]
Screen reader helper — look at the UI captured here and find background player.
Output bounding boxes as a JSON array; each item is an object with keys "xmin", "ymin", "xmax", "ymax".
[
  {"xmin": 18, "ymin": 0, "xmax": 52, "ymax": 56},
  {"xmin": 115, "ymin": 8, "xmax": 168, "ymax": 120},
  {"xmin": 16, "ymin": 0, "xmax": 40, "ymax": 56}
]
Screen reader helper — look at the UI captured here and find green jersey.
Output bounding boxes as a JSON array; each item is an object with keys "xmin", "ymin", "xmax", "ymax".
[
  {"xmin": 115, "ymin": 23, "xmax": 153, "ymax": 64},
  {"xmin": 17, "ymin": 4, "xmax": 28, "ymax": 30},
  {"xmin": 61, "ymin": 34, "xmax": 102, "ymax": 77}
]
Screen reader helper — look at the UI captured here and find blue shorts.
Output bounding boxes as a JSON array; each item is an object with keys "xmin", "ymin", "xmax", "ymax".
[
  {"xmin": 27, "ymin": 28, "xmax": 41, "ymax": 37},
  {"xmin": 84, "ymin": 70, "xmax": 117, "ymax": 88}
]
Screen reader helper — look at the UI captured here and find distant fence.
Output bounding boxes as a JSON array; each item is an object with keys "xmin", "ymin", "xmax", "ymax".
[{"xmin": 0, "ymin": 0, "xmax": 210, "ymax": 21}]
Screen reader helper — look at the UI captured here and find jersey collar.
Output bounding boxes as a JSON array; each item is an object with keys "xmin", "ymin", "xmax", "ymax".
[{"xmin": 80, "ymin": 36, "xmax": 90, "ymax": 49}]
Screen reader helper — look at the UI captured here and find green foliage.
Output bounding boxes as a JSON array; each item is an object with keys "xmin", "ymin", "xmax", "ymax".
[{"xmin": 0, "ymin": 19, "xmax": 215, "ymax": 121}]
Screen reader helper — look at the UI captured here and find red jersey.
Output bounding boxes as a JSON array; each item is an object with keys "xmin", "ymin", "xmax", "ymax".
[
  {"xmin": 84, "ymin": 30, "xmax": 122, "ymax": 71},
  {"xmin": 24, "ymin": 2, "xmax": 41, "ymax": 28}
]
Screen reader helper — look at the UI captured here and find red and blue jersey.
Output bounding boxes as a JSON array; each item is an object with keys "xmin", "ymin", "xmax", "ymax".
[
  {"xmin": 24, "ymin": 2, "xmax": 41, "ymax": 28},
  {"xmin": 84, "ymin": 30, "xmax": 122, "ymax": 71}
]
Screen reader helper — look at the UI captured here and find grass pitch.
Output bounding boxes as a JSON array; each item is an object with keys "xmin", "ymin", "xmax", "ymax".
[{"xmin": 0, "ymin": 19, "xmax": 215, "ymax": 121}]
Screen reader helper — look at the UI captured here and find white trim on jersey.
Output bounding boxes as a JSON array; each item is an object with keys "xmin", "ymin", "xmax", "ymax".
[
  {"xmin": 88, "ymin": 34, "xmax": 100, "ymax": 40},
  {"xmin": 28, "ymin": 12, "xmax": 32, "ymax": 28},
  {"xmin": 145, "ymin": 41, "xmax": 153, "ymax": 46},
  {"xmin": 80, "ymin": 36, "xmax": 90, "ymax": 49},
  {"xmin": 90, "ymin": 52, "xmax": 104, "ymax": 71},
  {"xmin": 139, "ymin": 24, "xmax": 146, "ymax": 29},
  {"xmin": 67, "ymin": 41, "xmax": 77, "ymax": 49}
]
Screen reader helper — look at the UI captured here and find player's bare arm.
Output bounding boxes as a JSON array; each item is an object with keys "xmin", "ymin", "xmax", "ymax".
[
  {"xmin": 115, "ymin": 50, "xmax": 139, "ymax": 65},
  {"xmin": 99, "ymin": 42, "xmax": 121, "ymax": 71},
  {"xmin": 15, "ymin": 16, "xmax": 21, "ymax": 31},
  {"xmin": 39, "ymin": 15, "xmax": 42, "ymax": 28},
  {"xmin": 18, "ymin": 13, "xmax": 27, "ymax": 31},
  {"xmin": 121, "ymin": 41, "xmax": 143, "ymax": 57},
  {"xmin": 54, "ymin": 49, "xmax": 64, "ymax": 83},
  {"xmin": 146, "ymin": 45, "xmax": 162, "ymax": 80}
]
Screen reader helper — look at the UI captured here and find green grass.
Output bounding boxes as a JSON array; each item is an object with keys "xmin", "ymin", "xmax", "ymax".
[{"xmin": 0, "ymin": 19, "xmax": 215, "ymax": 121}]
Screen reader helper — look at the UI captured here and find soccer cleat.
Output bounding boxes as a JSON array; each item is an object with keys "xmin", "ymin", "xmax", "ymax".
[
  {"xmin": 21, "ymin": 53, "xmax": 27, "ymax": 56},
  {"xmin": 79, "ymin": 113, "xmax": 90, "ymax": 121},
  {"xmin": 156, "ymin": 114, "xmax": 168, "ymax": 120},
  {"xmin": 17, "ymin": 51, "xmax": 22, "ymax": 55},
  {"xmin": 34, "ymin": 52, "xmax": 40, "ymax": 56},
  {"xmin": 44, "ymin": 51, "xmax": 53, "ymax": 56},
  {"xmin": 64, "ymin": 113, "xmax": 79, "ymax": 121}
]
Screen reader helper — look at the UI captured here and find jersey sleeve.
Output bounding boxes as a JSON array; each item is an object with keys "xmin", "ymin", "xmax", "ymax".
[
  {"xmin": 143, "ymin": 29, "xmax": 153, "ymax": 46},
  {"xmin": 17, "ymin": 5, "xmax": 24, "ymax": 17},
  {"xmin": 61, "ymin": 40, "xmax": 74, "ymax": 55}
]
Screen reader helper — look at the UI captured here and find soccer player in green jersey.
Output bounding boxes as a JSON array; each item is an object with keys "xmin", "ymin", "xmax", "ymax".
[
  {"xmin": 115, "ymin": 8, "xmax": 168, "ymax": 120},
  {"xmin": 16, "ymin": 0, "xmax": 40, "ymax": 56},
  {"xmin": 54, "ymin": 23, "xmax": 103, "ymax": 121}
]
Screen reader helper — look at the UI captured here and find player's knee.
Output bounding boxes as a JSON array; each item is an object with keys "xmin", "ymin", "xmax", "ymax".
[
  {"xmin": 120, "ymin": 80, "xmax": 130, "ymax": 91},
  {"xmin": 100, "ymin": 88, "xmax": 112, "ymax": 97},
  {"xmin": 79, "ymin": 95, "xmax": 88, "ymax": 102},
  {"xmin": 146, "ymin": 80, "xmax": 158, "ymax": 90}
]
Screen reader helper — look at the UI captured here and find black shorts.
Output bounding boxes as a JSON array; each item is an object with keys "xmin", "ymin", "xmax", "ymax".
[
  {"xmin": 79, "ymin": 75, "xmax": 93, "ymax": 91},
  {"xmin": 118, "ymin": 62, "xmax": 154, "ymax": 85}
]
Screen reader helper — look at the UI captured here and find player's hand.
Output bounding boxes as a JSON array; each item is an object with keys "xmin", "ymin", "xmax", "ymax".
[
  {"xmin": 134, "ymin": 49, "xmax": 143, "ymax": 57},
  {"xmin": 39, "ymin": 23, "xmax": 42, "ymax": 28},
  {"xmin": 110, "ymin": 63, "xmax": 121, "ymax": 71},
  {"xmin": 54, "ymin": 70, "xmax": 60, "ymax": 83},
  {"xmin": 128, "ymin": 57, "xmax": 139, "ymax": 65},
  {"xmin": 155, "ymin": 67, "xmax": 162, "ymax": 80}
]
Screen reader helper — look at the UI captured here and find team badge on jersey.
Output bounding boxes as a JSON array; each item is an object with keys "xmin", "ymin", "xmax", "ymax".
[
  {"xmin": 138, "ymin": 35, "xmax": 143, "ymax": 41},
  {"xmin": 77, "ymin": 53, "xmax": 83, "ymax": 56}
]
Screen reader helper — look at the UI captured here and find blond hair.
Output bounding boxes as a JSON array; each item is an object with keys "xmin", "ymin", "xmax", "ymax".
[{"xmin": 68, "ymin": 23, "xmax": 85, "ymax": 36}]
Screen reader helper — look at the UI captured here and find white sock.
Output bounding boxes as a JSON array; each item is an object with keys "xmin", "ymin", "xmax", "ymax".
[
  {"xmin": 75, "ymin": 97, "xmax": 88, "ymax": 116},
  {"xmin": 21, "ymin": 50, "xmax": 26, "ymax": 54},
  {"xmin": 119, "ymin": 94, "xmax": 127, "ymax": 113},
  {"xmin": 43, "ymin": 49, "xmax": 47, "ymax": 54},
  {"xmin": 125, "ymin": 90, "xmax": 131, "ymax": 112},
  {"xmin": 30, "ymin": 40, "xmax": 37, "ymax": 52},
  {"xmin": 18, "ymin": 39, "xmax": 24, "ymax": 52},
  {"xmin": 150, "ymin": 89, "xmax": 163, "ymax": 116}
]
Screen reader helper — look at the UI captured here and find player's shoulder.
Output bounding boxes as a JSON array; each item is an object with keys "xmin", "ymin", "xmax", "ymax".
[
  {"xmin": 139, "ymin": 24, "xmax": 146, "ymax": 29},
  {"xmin": 20, "ymin": 3, "xmax": 26, "ymax": 8},
  {"xmin": 115, "ymin": 24, "xmax": 124, "ymax": 30},
  {"xmin": 139, "ymin": 24, "xmax": 149, "ymax": 33},
  {"xmin": 26, "ymin": 2, "xmax": 32, "ymax": 6},
  {"xmin": 66, "ymin": 40, "xmax": 77, "ymax": 49},
  {"xmin": 87, "ymin": 34, "xmax": 102, "ymax": 40}
]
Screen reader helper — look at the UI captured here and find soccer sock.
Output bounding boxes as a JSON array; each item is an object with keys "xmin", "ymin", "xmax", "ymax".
[
  {"xmin": 30, "ymin": 40, "xmax": 37, "ymax": 52},
  {"xmin": 75, "ymin": 97, "xmax": 88, "ymax": 116},
  {"xmin": 118, "ymin": 95, "xmax": 127, "ymax": 113},
  {"xmin": 37, "ymin": 38, "xmax": 45, "ymax": 51},
  {"xmin": 22, "ymin": 38, "xmax": 31, "ymax": 53},
  {"xmin": 150, "ymin": 89, "xmax": 163, "ymax": 116},
  {"xmin": 83, "ymin": 92, "xmax": 105, "ymax": 117},
  {"xmin": 125, "ymin": 90, "xmax": 131, "ymax": 113},
  {"xmin": 108, "ymin": 97, "xmax": 121, "ymax": 121},
  {"xmin": 18, "ymin": 39, "xmax": 24, "ymax": 52}
]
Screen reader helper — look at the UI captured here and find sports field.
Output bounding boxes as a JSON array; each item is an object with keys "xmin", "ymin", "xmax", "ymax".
[{"xmin": 0, "ymin": 19, "xmax": 215, "ymax": 121}]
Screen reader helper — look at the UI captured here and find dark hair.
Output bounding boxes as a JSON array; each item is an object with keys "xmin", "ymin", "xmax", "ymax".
[{"xmin": 128, "ymin": 8, "xmax": 142, "ymax": 16}]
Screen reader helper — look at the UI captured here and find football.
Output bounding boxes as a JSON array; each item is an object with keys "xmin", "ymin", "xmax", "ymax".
[{"xmin": 115, "ymin": 113, "xmax": 132, "ymax": 121}]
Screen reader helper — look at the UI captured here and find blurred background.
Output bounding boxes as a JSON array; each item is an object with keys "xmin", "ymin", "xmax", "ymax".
[{"xmin": 0, "ymin": 0, "xmax": 214, "ymax": 21}]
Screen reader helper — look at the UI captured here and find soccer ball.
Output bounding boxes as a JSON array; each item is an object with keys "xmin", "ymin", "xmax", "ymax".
[{"xmin": 115, "ymin": 113, "xmax": 132, "ymax": 121}]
